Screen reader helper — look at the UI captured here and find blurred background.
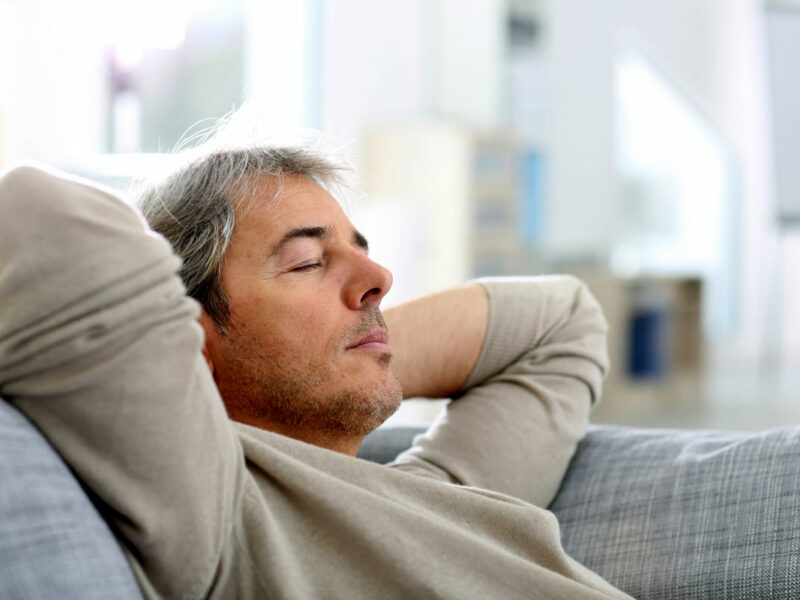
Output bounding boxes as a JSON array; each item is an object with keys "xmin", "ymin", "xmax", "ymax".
[{"xmin": 2, "ymin": 0, "xmax": 800, "ymax": 430}]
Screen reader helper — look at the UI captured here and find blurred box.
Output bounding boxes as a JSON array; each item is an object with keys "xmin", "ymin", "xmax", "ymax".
[{"xmin": 574, "ymin": 272, "xmax": 704, "ymax": 417}]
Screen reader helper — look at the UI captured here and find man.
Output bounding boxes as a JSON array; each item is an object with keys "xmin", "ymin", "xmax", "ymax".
[
  {"xmin": 0, "ymin": 149, "xmax": 631, "ymax": 598},
  {"xmin": 136, "ymin": 146, "xmax": 490, "ymax": 456}
]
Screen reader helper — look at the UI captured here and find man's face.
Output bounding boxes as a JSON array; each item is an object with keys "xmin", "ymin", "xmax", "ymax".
[{"xmin": 201, "ymin": 174, "xmax": 402, "ymax": 451}]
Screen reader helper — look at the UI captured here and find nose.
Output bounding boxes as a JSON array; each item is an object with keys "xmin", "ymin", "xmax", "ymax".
[{"xmin": 344, "ymin": 251, "xmax": 393, "ymax": 310}]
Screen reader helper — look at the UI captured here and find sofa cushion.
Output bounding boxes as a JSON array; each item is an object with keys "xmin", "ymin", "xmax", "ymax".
[
  {"xmin": 550, "ymin": 425, "xmax": 800, "ymax": 600},
  {"xmin": 359, "ymin": 425, "xmax": 428, "ymax": 464},
  {"xmin": 0, "ymin": 399, "xmax": 143, "ymax": 600}
]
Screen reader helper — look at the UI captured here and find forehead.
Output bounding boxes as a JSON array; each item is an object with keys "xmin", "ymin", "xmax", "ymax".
[{"xmin": 234, "ymin": 173, "xmax": 350, "ymax": 239}]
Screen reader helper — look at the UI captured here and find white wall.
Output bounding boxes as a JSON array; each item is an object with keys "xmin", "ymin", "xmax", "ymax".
[
  {"xmin": 317, "ymin": 0, "xmax": 506, "ymax": 163},
  {"xmin": 438, "ymin": 0, "xmax": 505, "ymax": 128},
  {"xmin": 317, "ymin": 0, "xmax": 430, "ymax": 159},
  {"xmin": 545, "ymin": 0, "xmax": 617, "ymax": 257}
]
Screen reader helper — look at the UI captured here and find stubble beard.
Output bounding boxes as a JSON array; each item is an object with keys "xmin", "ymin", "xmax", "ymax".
[{"xmin": 217, "ymin": 316, "xmax": 403, "ymax": 438}]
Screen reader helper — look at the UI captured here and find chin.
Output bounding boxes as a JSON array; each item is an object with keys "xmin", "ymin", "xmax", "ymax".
[{"xmin": 351, "ymin": 376, "xmax": 403, "ymax": 433}]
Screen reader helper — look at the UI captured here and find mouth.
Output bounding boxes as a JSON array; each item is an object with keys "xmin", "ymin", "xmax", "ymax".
[{"xmin": 346, "ymin": 328, "xmax": 391, "ymax": 353}]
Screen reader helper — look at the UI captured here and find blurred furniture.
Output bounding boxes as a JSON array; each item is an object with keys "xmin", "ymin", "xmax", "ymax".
[
  {"xmin": 364, "ymin": 124, "xmax": 533, "ymax": 301},
  {"xmin": 575, "ymin": 273, "xmax": 704, "ymax": 420},
  {"xmin": 4, "ymin": 395, "xmax": 799, "ymax": 599}
]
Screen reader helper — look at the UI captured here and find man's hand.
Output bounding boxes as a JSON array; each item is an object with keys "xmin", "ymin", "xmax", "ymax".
[{"xmin": 383, "ymin": 283, "xmax": 489, "ymax": 399}]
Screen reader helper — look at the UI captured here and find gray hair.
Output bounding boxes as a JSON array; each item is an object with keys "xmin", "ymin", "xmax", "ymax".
[{"xmin": 136, "ymin": 145, "xmax": 346, "ymax": 331}]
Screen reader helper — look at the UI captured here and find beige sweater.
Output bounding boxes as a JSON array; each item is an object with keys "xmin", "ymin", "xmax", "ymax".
[{"xmin": 0, "ymin": 166, "xmax": 632, "ymax": 599}]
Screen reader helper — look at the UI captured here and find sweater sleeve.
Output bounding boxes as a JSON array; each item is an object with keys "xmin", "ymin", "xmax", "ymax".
[
  {"xmin": 389, "ymin": 275, "xmax": 609, "ymax": 508},
  {"xmin": 0, "ymin": 166, "xmax": 243, "ymax": 599}
]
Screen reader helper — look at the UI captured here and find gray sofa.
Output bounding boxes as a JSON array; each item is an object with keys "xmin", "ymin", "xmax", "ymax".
[{"xmin": 2, "ymin": 397, "xmax": 799, "ymax": 600}]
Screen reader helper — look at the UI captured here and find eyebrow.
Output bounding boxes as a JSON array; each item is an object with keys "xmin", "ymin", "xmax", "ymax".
[
  {"xmin": 352, "ymin": 230, "xmax": 369, "ymax": 252},
  {"xmin": 270, "ymin": 226, "xmax": 369, "ymax": 257}
]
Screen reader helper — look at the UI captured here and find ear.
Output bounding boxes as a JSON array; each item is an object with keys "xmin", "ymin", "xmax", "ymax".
[{"xmin": 197, "ymin": 309, "xmax": 218, "ymax": 376}]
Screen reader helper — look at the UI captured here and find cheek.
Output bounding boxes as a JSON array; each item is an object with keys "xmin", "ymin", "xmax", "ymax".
[
  {"xmin": 235, "ymin": 291, "xmax": 340, "ymax": 352},
  {"xmin": 287, "ymin": 303, "xmax": 341, "ymax": 350}
]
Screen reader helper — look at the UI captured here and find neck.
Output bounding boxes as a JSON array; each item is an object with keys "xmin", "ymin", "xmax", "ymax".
[{"xmin": 232, "ymin": 414, "xmax": 365, "ymax": 456}]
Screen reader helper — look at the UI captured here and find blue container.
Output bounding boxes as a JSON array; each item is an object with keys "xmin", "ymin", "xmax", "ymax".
[{"xmin": 626, "ymin": 283, "xmax": 670, "ymax": 379}]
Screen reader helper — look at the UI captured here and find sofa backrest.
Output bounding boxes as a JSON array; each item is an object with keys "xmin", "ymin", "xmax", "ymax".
[
  {"xmin": 0, "ymin": 399, "xmax": 143, "ymax": 600},
  {"xmin": 550, "ymin": 425, "xmax": 800, "ymax": 600}
]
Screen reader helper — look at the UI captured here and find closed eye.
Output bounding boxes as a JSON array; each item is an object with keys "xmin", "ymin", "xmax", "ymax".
[{"xmin": 291, "ymin": 263, "xmax": 321, "ymax": 272}]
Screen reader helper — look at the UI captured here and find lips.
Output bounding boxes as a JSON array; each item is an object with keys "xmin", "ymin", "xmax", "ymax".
[{"xmin": 346, "ymin": 328, "xmax": 390, "ymax": 351}]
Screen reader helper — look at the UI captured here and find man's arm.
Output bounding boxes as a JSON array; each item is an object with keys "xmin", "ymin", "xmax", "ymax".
[
  {"xmin": 384, "ymin": 283, "xmax": 489, "ymax": 399},
  {"xmin": 389, "ymin": 276, "xmax": 609, "ymax": 508},
  {"xmin": 0, "ymin": 166, "xmax": 242, "ymax": 599}
]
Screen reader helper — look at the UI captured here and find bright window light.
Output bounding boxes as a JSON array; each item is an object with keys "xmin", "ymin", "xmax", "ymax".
[
  {"xmin": 243, "ymin": 0, "xmax": 309, "ymax": 134},
  {"xmin": 615, "ymin": 53, "xmax": 738, "ymax": 337}
]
